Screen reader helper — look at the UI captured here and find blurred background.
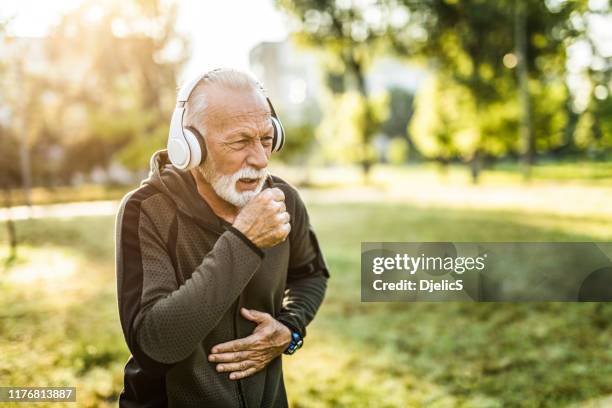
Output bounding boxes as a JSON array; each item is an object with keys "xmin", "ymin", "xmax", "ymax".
[{"xmin": 1, "ymin": 0, "xmax": 612, "ymax": 406}]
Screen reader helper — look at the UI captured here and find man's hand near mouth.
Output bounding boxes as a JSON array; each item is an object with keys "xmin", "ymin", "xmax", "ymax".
[{"xmin": 232, "ymin": 187, "xmax": 291, "ymax": 248}]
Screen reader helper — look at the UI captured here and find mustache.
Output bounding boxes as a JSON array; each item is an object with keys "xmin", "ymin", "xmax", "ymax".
[{"xmin": 233, "ymin": 166, "xmax": 269, "ymax": 181}]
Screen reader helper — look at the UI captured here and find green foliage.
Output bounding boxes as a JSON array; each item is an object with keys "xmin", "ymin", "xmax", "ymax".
[
  {"xmin": 387, "ymin": 137, "xmax": 409, "ymax": 164},
  {"xmin": 0, "ymin": 0, "xmax": 187, "ymax": 186},
  {"xmin": 391, "ymin": 0, "xmax": 601, "ymax": 171},
  {"xmin": 277, "ymin": 0, "xmax": 607, "ymax": 173},
  {"xmin": 410, "ymin": 74, "xmax": 479, "ymax": 161},
  {"xmin": 531, "ymin": 79, "xmax": 569, "ymax": 153},
  {"xmin": 275, "ymin": 122, "xmax": 318, "ymax": 165},
  {"xmin": 276, "ymin": 0, "xmax": 387, "ymax": 73},
  {"xmin": 317, "ymin": 91, "xmax": 388, "ymax": 165},
  {"xmin": 276, "ymin": 0, "xmax": 395, "ymax": 173},
  {"xmin": 576, "ymin": 94, "xmax": 612, "ymax": 156},
  {"xmin": 48, "ymin": 0, "xmax": 187, "ymax": 173}
]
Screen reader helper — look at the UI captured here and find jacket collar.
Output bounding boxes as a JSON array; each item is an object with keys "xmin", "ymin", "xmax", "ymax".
[{"xmin": 143, "ymin": 149, "xmax": 272, "ymax": 235}]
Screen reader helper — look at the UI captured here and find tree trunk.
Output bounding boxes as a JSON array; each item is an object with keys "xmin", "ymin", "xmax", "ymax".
[
  {"xmin": 515, "ymin": 2, "xmax": 534, "ymax": 180},
  {"xmin": 16, "ymin": 62, "xmax": 33, "ymax": 209},
  {"xmin": 470, "ymin": 149, "xmax": 481, "ymax": 184},
  {"xmin": 562, "ymin": 83, "xmax": 579, "ymax": 151},
  {"xmin": 3, "ymin": 187, "xmax": 18, "ymax": 265},
  {"xmin": 346, "ymin": 50, "xmax": 374, "ymax": 182},
  {"xmin": 437, "ymin": 158, "xmax": 449, "ymax": 180}
]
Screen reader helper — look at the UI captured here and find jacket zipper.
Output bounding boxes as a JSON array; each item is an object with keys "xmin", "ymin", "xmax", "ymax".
[
  {"xmin": 193, "ymin": 217, "xmax": 248, "ymax": 406},
  {"xmin": 233, "ymin": 297, "xmax": 248, "ymax": 408}
]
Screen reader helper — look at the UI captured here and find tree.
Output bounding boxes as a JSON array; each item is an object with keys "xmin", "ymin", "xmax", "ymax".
[
  {"xmin": 380, "ymin": 86, "xmax": 419, "ymax": 161},
  {"xmin": 0, "ymin": 126, "xmax": 21, "ymax": 264},
  {"xmin": 0, "ymin": 21, "xmax": 21, "ymax": 263},
  {"xmin": 276, "ymin": 0, "xmax": 398, "ymax": 178},
  {"xmin": 572, "ymin": 4, "xmax": 612, "ymax": 157},
  {"xmin": 393, "ymin": 0, "xmax": 590, "ymax": 181},
  {"xmin": 316, "ymin": 90, "xmax": 388, "ymax": 171},
  {"xmin": 38, "ymin": 0, "xmax": 187, "ymax": 183}
]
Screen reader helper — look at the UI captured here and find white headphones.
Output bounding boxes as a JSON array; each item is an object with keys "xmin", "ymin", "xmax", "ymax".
[{"xmin": 167, "ymin": 70, "xmax": 286, "ymax": 170}]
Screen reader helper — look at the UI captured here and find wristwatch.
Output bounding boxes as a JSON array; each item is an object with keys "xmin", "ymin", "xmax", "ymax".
[{"xmin": 283, "ymin": 331, "xmax": 303, "ymax": 355}]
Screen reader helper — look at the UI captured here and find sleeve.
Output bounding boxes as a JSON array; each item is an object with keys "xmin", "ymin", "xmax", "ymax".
[
  {"xmin": 116, "ymin": 193, "xmax": 264, "ymax": 372},
  {"xmin": 275, "ymin": 189, "xmax": 330, "ymax": 338}
]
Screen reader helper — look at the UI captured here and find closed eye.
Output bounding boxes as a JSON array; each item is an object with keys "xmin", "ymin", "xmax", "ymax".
[
  {"xmin": 227, "ymin": 139, "xmax": 249, "ymax": 149},
  {"xmin": 261, "ymin": 136, "xmax": 274, "ymax": 147}
]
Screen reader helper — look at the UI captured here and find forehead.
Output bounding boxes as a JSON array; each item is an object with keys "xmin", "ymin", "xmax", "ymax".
[{"xmin": 204, "ymin": 85, "xmax": 271, "ymax": 134}]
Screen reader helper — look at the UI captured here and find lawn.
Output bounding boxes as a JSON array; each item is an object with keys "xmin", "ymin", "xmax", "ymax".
[
  {"xmin": 1, "ymin": 200, "xmax": 612, "ymax": 407},
  {"xmin": 8, "ymin": 159, "xmax": 612, "ymax": 208}
]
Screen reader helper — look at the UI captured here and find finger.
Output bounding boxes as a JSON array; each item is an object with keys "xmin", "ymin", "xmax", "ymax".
[
  {"xmin": 240, "ymin": 307, "xmax": 261, "ymax": 323},
  {"xmin": 229, "ymin": 366, "xmax": 259, "ymax": 380},
  {"xmin": 216, "ymin": 360, "xmax": 256, "ymax": 373},
  {"xmin": 275, "ymin": 212, "xmax": 290, "ymax": 224},
  {"xmin": 240, "ymin": 307, "xmax": 257, "ymax": 322},
  {"xmin": 282, "ymin": 222, "xmax": 291, "ymax": 236},
  {"xmin": 258, "ymin": 188, "xmax": 277, "ymax": 201},
  {"xmin": 211, "ymin": 334, "xmax": 258, "ymax": 354},
  {"xmin": 269, "ymin": 188, "xmax": 285, "ymax": 202},
  {"xmin": 208, "ymin": 350, "xmax": 250, "ymax": 363},
  {"xmin": 271, "ymin": 200, "xmax": 285, "ymax": 212},
  {"xmin": 242, "ymin": 308, "xmax": 269, "ymax": 324},
  {"xmin": 282, "ymin": 223, "xmax": 291, "ymax": 242},
  {"xmin": 275, "ymin": 222, "xmax": 291, "ymax": 243},
  {"xmin": 271, "ymin": 200, "xmax": 285, "ymax": 213}
]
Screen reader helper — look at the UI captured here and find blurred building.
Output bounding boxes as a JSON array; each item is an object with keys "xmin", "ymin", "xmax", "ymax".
[
  {"xmin": 249, "ymin": 39, "xmax": 426, "ymax": 162},
  {"xmin": 366, "ymin": 57, "xmax": 426, "ymax": 94},
  {"xmin": 249, "ymin": 38, "xmax": 425, "ymax": 122},
  {"xmin": 249, "ymin": 40, "xmax": 323, "ymax": 124}
]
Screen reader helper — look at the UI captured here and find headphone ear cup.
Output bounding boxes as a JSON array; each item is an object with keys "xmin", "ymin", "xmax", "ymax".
[
  {"xmin": 167, "ymin": 136, "xmax": 190, "ymax": 169},
  {"xmin": 182, "ymin": 127, "xmax": 204, "ymax": 169},
  {"xmin": 185, "ymin": 126, "xmax": 207, "ymax": 164},
  {"xmin": 270, "ymin": 116, "xmax": 285, "ymax": 152}
]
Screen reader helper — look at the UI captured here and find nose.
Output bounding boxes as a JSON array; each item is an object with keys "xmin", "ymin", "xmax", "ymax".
[{"xmin": 246, "ymin": 139, "xmax": 269, "ymax": 170}]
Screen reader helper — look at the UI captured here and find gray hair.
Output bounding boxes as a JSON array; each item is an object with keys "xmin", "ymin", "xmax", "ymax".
[{"xmin": 184, "ymin": 68, "xmax": 267, "ymax": 138}]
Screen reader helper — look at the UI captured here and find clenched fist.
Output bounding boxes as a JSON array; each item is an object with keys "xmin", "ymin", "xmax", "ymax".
[{"xmin": 232, "ymin": 187, "xmax": 290, "ymax": 248}]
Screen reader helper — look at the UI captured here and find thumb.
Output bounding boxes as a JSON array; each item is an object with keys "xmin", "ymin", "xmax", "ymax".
[{"xmin": 240, "ymin": 307, "xmax": 268, "ymax": 323}]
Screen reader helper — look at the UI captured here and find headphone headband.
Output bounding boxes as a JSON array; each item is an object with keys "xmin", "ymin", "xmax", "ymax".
[{"xmin": 176, "ymin": 72, "xmax": 211, "ymax": 104}]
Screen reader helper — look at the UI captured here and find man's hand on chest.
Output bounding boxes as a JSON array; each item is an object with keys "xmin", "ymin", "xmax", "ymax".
[{"xmin": 207, "ymin": 307, "xmax": 292, "ymax": 380}]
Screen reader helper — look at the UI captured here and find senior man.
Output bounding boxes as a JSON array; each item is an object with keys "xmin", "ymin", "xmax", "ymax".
[{"xmin": 115, "ymin": 68, "xmax": 329, "ymax": 407}]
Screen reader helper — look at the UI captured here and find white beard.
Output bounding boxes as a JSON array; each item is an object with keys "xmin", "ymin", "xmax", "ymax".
[{"xmin": 198, "ymin": 156, "xmax": 268, "ymax": 208}]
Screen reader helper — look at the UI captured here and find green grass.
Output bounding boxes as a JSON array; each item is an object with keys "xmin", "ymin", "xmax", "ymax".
[
  {"xmin": 492, "ymin": 159, "xmax": 612, "ymax": 183},
  {"xmin": 6, "ymin": 159, "xmax": 612, "ymax": 208},
  {"xmin": 1, "ymin": 203, "xmax": 612, "ymax": 407},
  {"xmin": 7, "ymin": 185, "xmax": 129, "ymax": 207},
  {"xmin": 276, "ymin": 160, "xmax": 612, "ymax": 190}
]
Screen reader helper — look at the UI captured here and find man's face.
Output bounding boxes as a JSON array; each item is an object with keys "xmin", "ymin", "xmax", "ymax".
[{"xmin": 197, "ymin": 84, "xmax": 274, "ymax": 207}]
